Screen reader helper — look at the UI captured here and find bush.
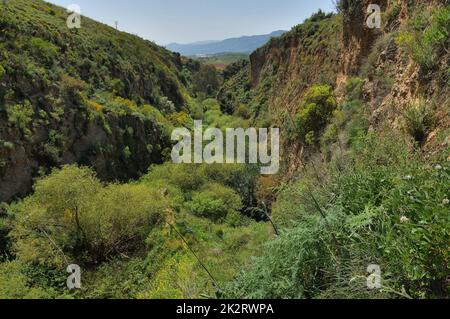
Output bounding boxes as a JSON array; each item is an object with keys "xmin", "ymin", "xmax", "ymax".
[
  {"xmin": 105, "ymin": 96, "xmax": 139, "ymax": 116},
  {"xmin": 11, "ymin": 165, "xmax": 167, "ymax": 267},
  {"xmin": 186, "ymin": 183, "xmax": 243, "ymax": 222},
  {"xmin": 142, "ymin": 163, "xmax": 258, "ymax": 210},
  {"xmin": 295, "ymin": 84, "xmax": 337, "ymax": 143},
  {"xmin": 234, "ymin": 104, "xmax": 251, "ymax": 119},
  {"xmin": 60, "ymin": 74, "xmax": 87, "ymax": 102},
  {"xmin": 225, "ymin": 132, "xmax": 450, "ymax": 299},
  {"xmin": 158, "ymin": 96, "xmax": 176, "ymax": 114},
  {"xmin": 6, "ymin": 100, "xmax": 34, "ymax": 136},
  {"xmin": 403, "ymin": 98, "xmax": 434, "ymax": 144},
  {"xmin": 29, "ymin": 37, "xmax": 59, "ymax": 66},
  {"xmin": 396, "ymin": 7, "xmax": 450, "ymax": 72},
  {"xmin": 224, "ymin": 214, "xmax": 334, "ymax": 298}
]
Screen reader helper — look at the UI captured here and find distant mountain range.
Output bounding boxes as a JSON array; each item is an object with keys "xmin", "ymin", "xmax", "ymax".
[{"xmin": 166, "ymin": 30, "xmax": 286, "ymax": 56}]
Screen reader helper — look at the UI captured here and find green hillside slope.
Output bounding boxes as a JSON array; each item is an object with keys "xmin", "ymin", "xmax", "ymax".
[
  {"xmin": 220, "ymin": 0, "xmax": 450, "ymax": 299},
  {"xmin": 0, "ymin": 0, "xmax": 195, "ymax": 201}
]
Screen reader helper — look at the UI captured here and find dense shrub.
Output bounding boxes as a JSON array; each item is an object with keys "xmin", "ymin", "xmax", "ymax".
[
  {"xmin": 60, "ymin": 74, "xmax": 88, "ymax": 103},
  {"xmin": 28, "ymin": 38, "xmax": 59, "ymax": 67},
  {"xmin": 295, "ymin": 84, "xmax": 337, "ymax": 143},
  {"xmin": 225, "ymin": 132, "xmax": 450, "ymax": 299},
  {"xmin": 192, "ymin": 65, "xmax": 221, "ymax": 97},
  {"xmin": 396, "ymin": 6, "xmax": 450, "ymax": 72},
  {"xmin": 6, "ymin": 100, "xmax": 34, "ymax": 136},
  {"xmin": 234, "ymin": 104, "xmax": 251, "ymax": 119},
  {"xmin": 403, "ymin": 98, "xmax": 434, "ymax": 144},
  {"xmin": 11, "ymin": 165, "xmax": 167, "ymax": 267},
  {"xmin": 186, "ymin": 184, "xmax": 243, "ymax": 222},
  {"xmin": 0, "ymin": 261, "xmax": 55, "ymax": 299}
]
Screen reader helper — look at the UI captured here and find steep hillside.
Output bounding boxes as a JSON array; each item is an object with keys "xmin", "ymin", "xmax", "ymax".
[
  {"xmin": 219, "ymin": 11, "xmax": 342, "ymax": 122},
  {"xmin": 0, "ymin": 0, "xmax": 448, "ymax": 301},
  {"xmin": 220, "ymin": 0, "xmax": 449, "ymax": 299},
  {"xmin": 0, "ymin": 0, "xmax": 194, "ymax": 201},
  {"xmin": 220, "ymin": 1, "xmax": 449, "ymax": 168},
  {"xmin": 0, "ymin": 1, "xmax": 272, "ymax": 300},
  {"xmin": 218, "ymin": 10, "xmax": 343, "ymax": 171}
]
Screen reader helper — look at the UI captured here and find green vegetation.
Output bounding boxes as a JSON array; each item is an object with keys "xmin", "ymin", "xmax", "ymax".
[
  {"xmin": 0, "ymin": 0, "xmax": 225, "ymax": 197},
  {"xmin": 219, "ymin": 10, "xmax": 342, "ymax": 125},
  {"xmin": 191, "ymin": 53, "xmax": 249, "ymax": 70},
  {"xmin": 0, "ymin": 0, "xmax": 448, "ymax": 300},
  {"xmin": 403, "ymin": 98, "xmax": 435, "ymax": 144},
  {"xmin": 5, "ymin": 101, "xmax": 34, "ymax": 137},
  {"xmin": 12, "ymin": 166, "xmax": 167, "ymax": 267},
  {"xmin": 217, "ymin": 60, "xmax": 252, "ymax": 115},
  {"xmin": 295, "ymin": 84, "xmax": 337, "ymax": 144},
  {"xmin": 186, "ymin": 183, "xmax": 243, "ymax": 223},
  {"xmin": 217, "ymin": 2, "xmax": 449, "ymax": 299},
  {"xmin": 396, "ymin": 6, "xmax": 450, "ymax": 72},
  {"xmin": 0, "ymin": 162, "xmax": 271, "ymax": 298},
  {"xmin": 192, "ymin": 64, "xmax": 221, "ymax": 98}
]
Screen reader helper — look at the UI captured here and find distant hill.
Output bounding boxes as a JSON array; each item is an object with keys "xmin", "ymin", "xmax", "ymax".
[{"xmin": 166, "ymin": 30, "xmax": 286, "ymax": 56}]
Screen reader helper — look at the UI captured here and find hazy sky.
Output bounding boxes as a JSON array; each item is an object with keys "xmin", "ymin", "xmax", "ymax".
[{"xmin": 47, "ymin": 0, "xmax": 335, "ymax": 45}]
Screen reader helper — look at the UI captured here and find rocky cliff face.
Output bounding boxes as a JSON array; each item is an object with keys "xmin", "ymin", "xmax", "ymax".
[
  {"xmin": 0, "ymin": 110, "xmax": 168, "ymax": 202},
  {"xmin": 220, "ymin": 0, "xmax": 449, "ymax": 161},
  {"xmin": 354, "ymin": 0, "xmax": 449, "ymax": 156}
]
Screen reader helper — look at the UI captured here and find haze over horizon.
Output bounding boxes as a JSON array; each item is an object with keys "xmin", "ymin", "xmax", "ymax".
[{"xmin": 46, "ymin": 0, "xmax": 335, "ymax": 45}]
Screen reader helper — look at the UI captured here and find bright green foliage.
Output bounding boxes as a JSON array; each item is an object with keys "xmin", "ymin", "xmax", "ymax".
[
  {"xmin": 225, "ymin": 132, "xmax": 450, "ymax": 299},
  {"xmin": 0, "ymin": 64, "xmax": 5, "ymax": 80},
  {"xmin": 202, "ymin": 98, "xmax": 249, "ymax": 129},
  {"xmin": 0, "ymin": 0, "xmax": 196, "ymax": 192},
  {"xmin": 141, "ymin": 162, "xmax": 259, "ymax": 211},
  {"xmin": 12, "ymin": 165, "xmax": 167, "ymax": 267},
  {"xmin": 136, "ymin": 214, "xmax": 271, "ymax": 299},
  {"xmin": 295, "ymin": 84, "xmax": 337, "ymax": 143},
  {"xmin": 0, "ymin": 0, "xmax": 188, "ymax": 109},
  {"xmin": 28, "ymin": 38, "xmax": 59, "ymax": 67},
  {"xmin": 396, "ymin": 6, "xmax": 450, "ymax": 72},
  {"xmin": 6, "ymin": 100, "xmax": 34, "ymax": 136},
  {"xmin": 1, "ymin": 0, "xmax": 448, "ymax": 301},
  {"xmin": 186, "ymin": 184, "xmax": 243, "ymax": 222},
  {"xmin": 0, "ymin": 261, "xmax": 55, "ymax": 299},
  {"xmin": 2, "ymin": 163, "xmax": 269, "ymax": 299}
]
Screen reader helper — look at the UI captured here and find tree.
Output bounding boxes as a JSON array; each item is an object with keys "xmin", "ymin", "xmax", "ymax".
[
  {"xmin": 11, "ymin": 165, "xmax": 167, "ymax": 267},
  {"xmin": 186, "ymin": 183, "xmax": 243, "ymax": 222},
  {"xmin": 192, "ymin": 65, "xmax": 221, "ymax": 97},
  {"xmin": 295, "ymin": 84, "xmax": 337, "ymax": 144}
]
